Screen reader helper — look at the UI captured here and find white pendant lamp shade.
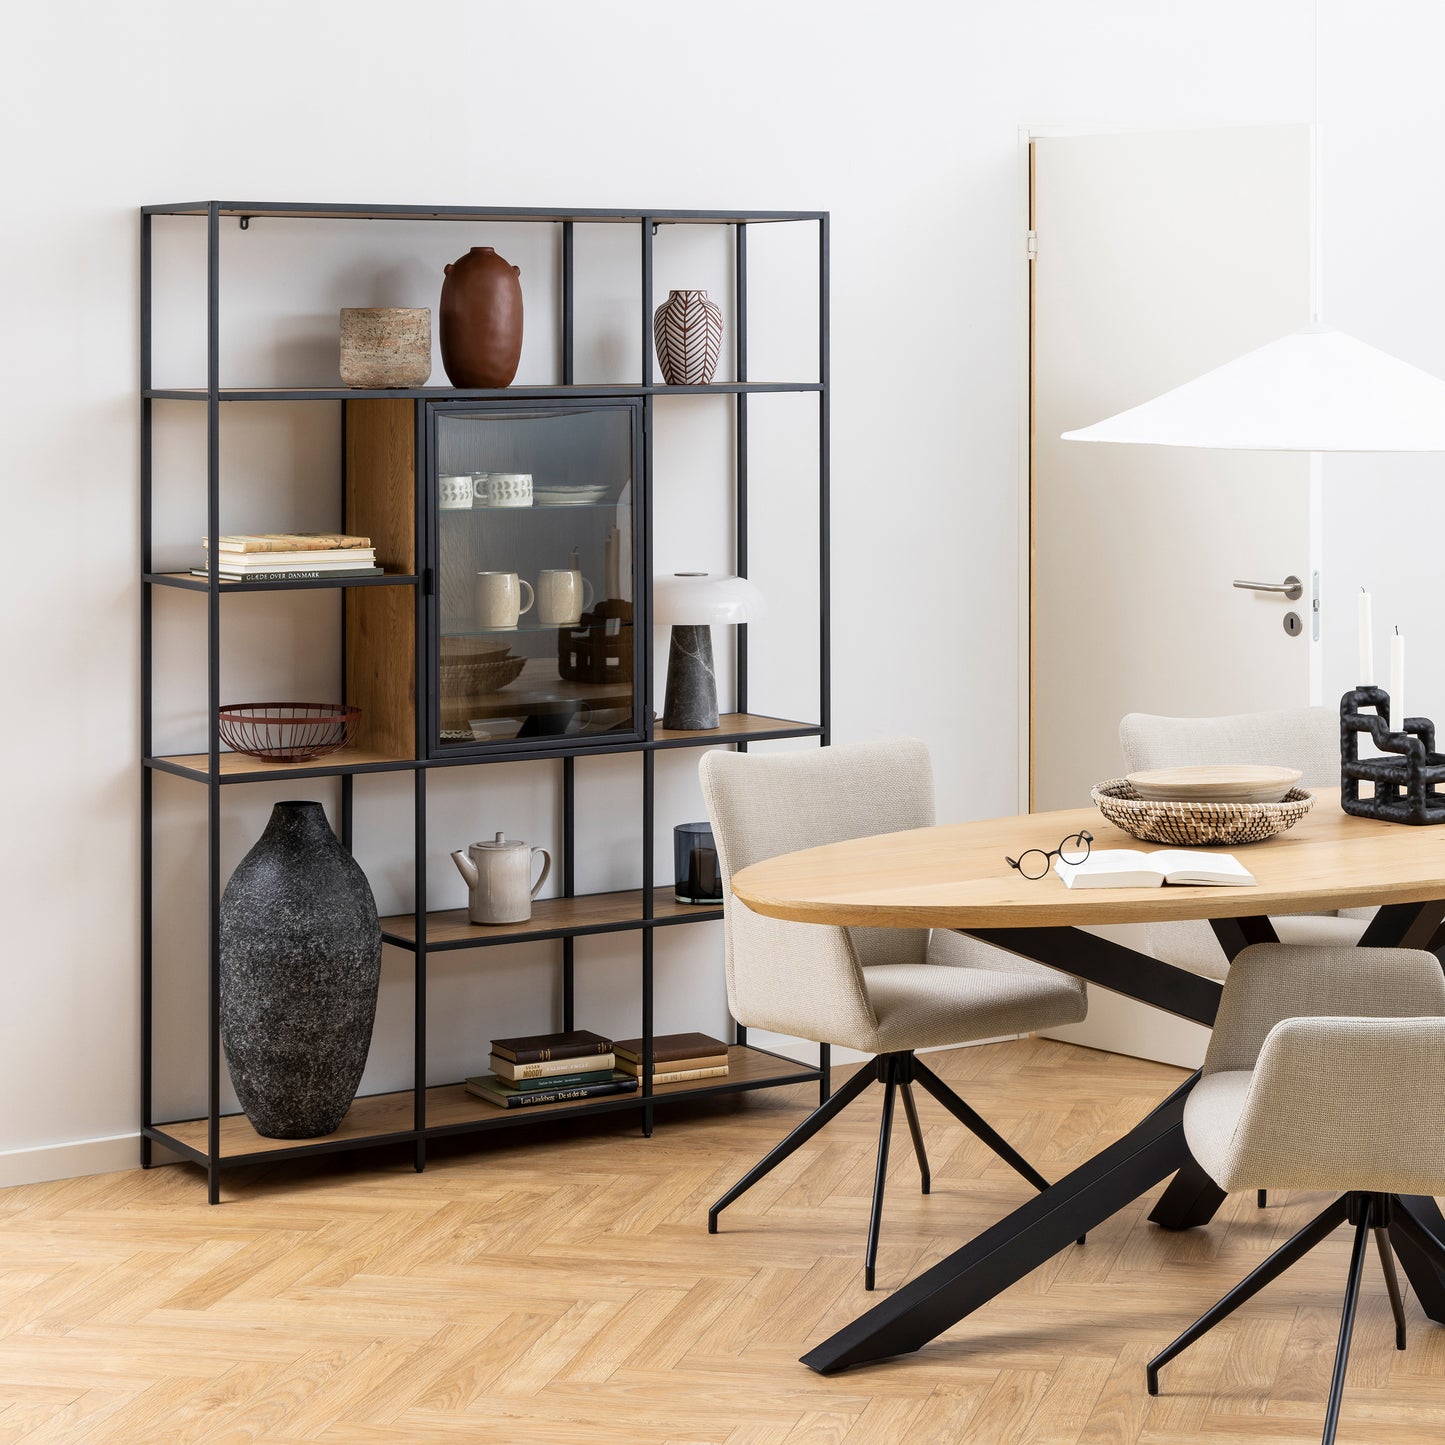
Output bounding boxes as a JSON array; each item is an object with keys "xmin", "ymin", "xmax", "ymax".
[
  {"xmin": 653, "ymin": 572, "xmax": 767, "ymax": 626},
  {"xmin": 1063, "ymin": 325, "xmax": 1445, "ymax": 452}
]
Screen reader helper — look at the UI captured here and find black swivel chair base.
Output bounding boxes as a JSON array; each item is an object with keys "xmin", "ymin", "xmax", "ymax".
[
  {"xmin": 1148, "ymin": 1191, "xmax": 1431, "ymax": 1445},
  {"xmin": 707, "ymin": 1049, "xmax": 1064, "ymax": 1291}
]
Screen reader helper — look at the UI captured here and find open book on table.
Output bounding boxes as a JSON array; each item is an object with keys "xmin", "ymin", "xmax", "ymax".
[{"xmin": 1054, "ymin": 848, "xmax": 1256, "ymax": 890}]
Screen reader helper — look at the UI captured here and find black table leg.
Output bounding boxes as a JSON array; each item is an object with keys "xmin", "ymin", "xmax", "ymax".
[
  {"xmin": 1209, "ymin": 914, "xmax": 1279, "ymax": 964},
  {"xmin": 801, "ymin": 1074, "xmax": 1196, "ymax": 1374},
  {"xmin": 967, "ymin": 927, "xmax": 1221, "ymax": 1026},
  {"xmin": 1148, "ymin": 1153, "xmax": 1229, "ymax": 1231},
  {"xmin": 1360, "ymin": 901, "xmax": 1445, "ymax": 949},
  {"xmin": 1389, "ymin": 1195, "xmax": 1445, "ymax": 1324}
]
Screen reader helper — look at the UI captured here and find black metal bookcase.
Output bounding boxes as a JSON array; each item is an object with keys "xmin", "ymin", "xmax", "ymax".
[{"xmin": 139, "ymin": 202, "xmax": 831, "ymax": 1202}]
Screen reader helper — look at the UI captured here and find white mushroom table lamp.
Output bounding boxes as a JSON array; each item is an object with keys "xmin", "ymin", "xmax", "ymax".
[{"xmin": 654, "ymin": 573, "xmax": 767, "ymax": 731}]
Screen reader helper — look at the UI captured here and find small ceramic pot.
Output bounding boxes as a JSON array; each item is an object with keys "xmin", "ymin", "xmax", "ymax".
[{"xmin": 339, "ymin": 307, "xmax": 432, "ymax": 387}]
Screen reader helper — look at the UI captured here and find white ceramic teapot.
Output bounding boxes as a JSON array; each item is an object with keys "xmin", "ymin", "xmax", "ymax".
[{"xmin": 450, "ymin": 832, "xmax": 551, "ymax": 925}]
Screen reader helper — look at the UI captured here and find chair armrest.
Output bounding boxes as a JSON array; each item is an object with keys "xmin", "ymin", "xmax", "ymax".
[
  {"xmin": 1203, "ymin": 943, "xmax": 1445, "ymax": 1073},
  {"xmin": 725, "ymin": 901, "xmax": 879, "ymax": 1048},
  {"xmin": 1219, "ymin": 1015, "xmax": 1445, "ymax": 1193}
]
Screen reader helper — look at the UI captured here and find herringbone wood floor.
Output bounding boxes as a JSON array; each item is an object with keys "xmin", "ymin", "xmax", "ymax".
[{"xmin": 4, "ymin": 1038, "xmax": 1443, "ymax": 1444}]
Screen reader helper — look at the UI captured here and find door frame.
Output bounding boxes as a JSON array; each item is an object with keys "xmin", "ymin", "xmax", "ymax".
[
  {"xmin": 1016, "ymin": 123, "xmax": 1323, "ymax": 815},
  {"xmin": 1023, "ymin": 119, "xmax": 1132, "ymax": 820}
]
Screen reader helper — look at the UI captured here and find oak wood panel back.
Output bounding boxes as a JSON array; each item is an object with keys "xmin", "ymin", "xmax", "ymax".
[{"xmin": 344, "ymin": 398, "xmax": 416, "ymax": 758}]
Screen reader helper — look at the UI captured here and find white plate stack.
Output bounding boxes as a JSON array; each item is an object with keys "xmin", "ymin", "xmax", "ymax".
[
  {"xmin": 535, "ymin": 484, "xmax": 609, "ymax": 507},
  {"xmin": 1124, "ymin": 765, "xmax": 1304, "ymax": 804}
]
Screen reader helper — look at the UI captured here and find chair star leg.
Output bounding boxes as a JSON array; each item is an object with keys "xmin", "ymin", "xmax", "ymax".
[
  {"xmin": 1321, "ymin": 1205, "xmax": 1373, "ymax": 1445},
  {"xmin": 864, "ymin": 1078, "xmax": 898, "ymax": 1292},
  {"xmin": 708, "ymin": 1060, "xmax": 875, "ymax": 1232},
  {"xmin": 1375, "ymin": 1226, "xmax": 1409, "ymax": 1351},
  {"xmin": 911, "ymin": 1056, "xmax": 1050, "ymax": 1193},
  {"xmin": 1147, "ymin": 1194, "xmax": 1350, "ymax": 1396},
  {"xmin": 898, "ymin": 1079, "xmax": 930, "ymax": 1194}
]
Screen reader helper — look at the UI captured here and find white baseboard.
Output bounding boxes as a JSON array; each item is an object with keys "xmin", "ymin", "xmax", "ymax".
[
  {"xmin": 1040, "ymin": 992, "xmax": 1209, "ymax": 1070},
  {"xmin": 0, "ymin": 1133, "xmax": 188, "ymax": 1190}
]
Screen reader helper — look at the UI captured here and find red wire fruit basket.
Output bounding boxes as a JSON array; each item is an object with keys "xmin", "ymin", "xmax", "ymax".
[{"xmin": 217, "ymin": 702, "xmax": 362, "ymax": 762}]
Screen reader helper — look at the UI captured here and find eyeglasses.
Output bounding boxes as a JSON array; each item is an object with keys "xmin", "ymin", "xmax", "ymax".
[{"xmin": 1005, "ymin": 830, "xmax": 1093, "ymax": 881}]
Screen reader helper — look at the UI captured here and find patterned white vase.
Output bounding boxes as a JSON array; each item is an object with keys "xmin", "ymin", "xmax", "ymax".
[{"xmin": 652, "ymin": 289, "xmax": 724, "ymax": 386}]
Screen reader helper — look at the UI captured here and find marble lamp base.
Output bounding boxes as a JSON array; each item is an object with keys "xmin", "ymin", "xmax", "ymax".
[{"xmin": 663, "ymin": 624, "xmax": 718, "ymax": 730}]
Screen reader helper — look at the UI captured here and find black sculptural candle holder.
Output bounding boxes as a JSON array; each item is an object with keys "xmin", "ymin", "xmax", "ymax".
[{"xmin": 1340, "ymin": 687, "xmax": 1445, "ymax": 825}]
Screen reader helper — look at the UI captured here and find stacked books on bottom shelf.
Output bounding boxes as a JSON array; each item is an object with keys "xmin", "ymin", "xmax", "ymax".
[
  {"xmin": 194, "ymin": 533, "xmax": 382, "ymax": 582},
  {"xmin": 614, "ymin": 1033, "xmax": 730, "ymax": 1085},
  {"xmin": 464, "ymin": 1029, "xmax": 637, "ymax": 1109}
]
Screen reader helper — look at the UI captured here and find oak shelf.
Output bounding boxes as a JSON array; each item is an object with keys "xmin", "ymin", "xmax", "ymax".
[
  {"xmin": 653, "ymin": 713, "xmax": 820, "ymax": 747},
  {"xmin": 380, "ymin": 886, "xmax": 722, "ymax": 952},
  {"xmin": 144, "ymin": 201, "xmax": 825, "ymax": 224},
  {"xmin": 146, "ymin": 571, "xmax": 419, "ymax": 593},
  {"xmin": 147, "ymin": 746, "xmax": 415, "ymax": 783},
  {"xmin": 146, "ymin": 381, "xmax": 822, "ymax": 403},
  {"xmin": 148, "ymin": 1046, "xmax": 818, "ymax": 1165},
  {"xmin": 146, "ymin": 715, "xmax": 822, "ymax": 786}
]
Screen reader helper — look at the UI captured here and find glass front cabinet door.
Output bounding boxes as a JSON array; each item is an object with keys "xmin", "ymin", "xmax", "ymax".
[{"xmin": 428, "ymin": 399, "xmax": 644, "ymax": 755}]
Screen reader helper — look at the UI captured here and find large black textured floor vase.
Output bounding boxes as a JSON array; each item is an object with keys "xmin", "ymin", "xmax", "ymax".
[
  {"xmin": 220, "ymin": 801, "xmax": 382, "ymax": 1139},
  {"xmin": 663, "ymin": 624, "xmax": 719, "ymax": 730}
]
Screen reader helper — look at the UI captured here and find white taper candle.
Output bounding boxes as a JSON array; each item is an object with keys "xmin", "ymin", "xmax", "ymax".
[{"xmin": 1358, "ymin": 588, "xmax": 1374, "ymax": 686}]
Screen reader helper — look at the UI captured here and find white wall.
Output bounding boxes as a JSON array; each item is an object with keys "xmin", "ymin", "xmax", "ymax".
[
  {"xmin": 0, "ymin": 0, "xmax": 1362, "ymax": 1182},
  {"xmin": 1316, "ymin": 10, "xmax": 1445, "ymax": 716}
]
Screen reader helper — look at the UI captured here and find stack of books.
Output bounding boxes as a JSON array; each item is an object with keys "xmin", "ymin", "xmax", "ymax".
[
  {"xmin": 194, "ymin": 533, "xmax": 381, "ymax": 582},
  {"xmin": 614, "ymin": 1032, "xmax": 730, "ymax": 1085},
  {"xmin": 464, "ymin": 1029, "xmax": 638, "ymax": 1109}
]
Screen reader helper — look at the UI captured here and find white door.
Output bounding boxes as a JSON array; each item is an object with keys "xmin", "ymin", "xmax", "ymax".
[{"xmin": 1030, "ymin": 126, "xmax": 1317, "ymax": 814}]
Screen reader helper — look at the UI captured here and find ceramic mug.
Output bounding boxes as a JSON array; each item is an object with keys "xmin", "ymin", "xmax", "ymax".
[
  {"xmin": 488, "ymin": 472, "xmax": 533, "ymax": 508},
  {"xmin": 536, "ymin": 569, "xmax": 595, "ymax": 626},
  {"xmin": 475, "ymin": 571, "xmax": 535, "ymax": 629},
  {"xmin": 439, "ymin": 474, "xmax": 474, "ymax": 510}
]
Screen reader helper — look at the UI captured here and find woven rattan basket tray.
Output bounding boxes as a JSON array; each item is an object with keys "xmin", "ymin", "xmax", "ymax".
[{"xmin": 1091, "ymin": 779, "xmax": 1315, "ymax": 846}]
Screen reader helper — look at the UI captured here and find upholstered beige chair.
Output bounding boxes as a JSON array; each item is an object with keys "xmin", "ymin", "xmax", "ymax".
[
  {"xmin": 700, "ymin": 738, "xmax": 1087, "ymax": 1289},
  {"xmin": 1121, "ymin": 708, "xmax": 1369, "ymax": 1209},
  {"xmin": 1147, "ymin": 943, "xmax": 1445, "ymax": 1445}
]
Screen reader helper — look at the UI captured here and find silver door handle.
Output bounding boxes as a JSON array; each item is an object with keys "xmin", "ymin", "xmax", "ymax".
[{"xmin": 1233, "ymin": 575, "xmax": 1303, "ymax": 600}]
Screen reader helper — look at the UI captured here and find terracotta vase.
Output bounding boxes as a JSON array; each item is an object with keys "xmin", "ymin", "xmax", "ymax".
[
  {"xmin": 439, "ymin": 246, "xmax": 524, "ymax": 388},
  {"xmin": 653, "ymin": 289, "xmax": 724, "ymax": 385}
]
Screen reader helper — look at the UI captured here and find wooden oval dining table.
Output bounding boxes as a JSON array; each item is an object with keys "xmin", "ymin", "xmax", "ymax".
[{"xmin": 730, "ymin": 787, "xmax": 1445, "ymax": 1375}]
